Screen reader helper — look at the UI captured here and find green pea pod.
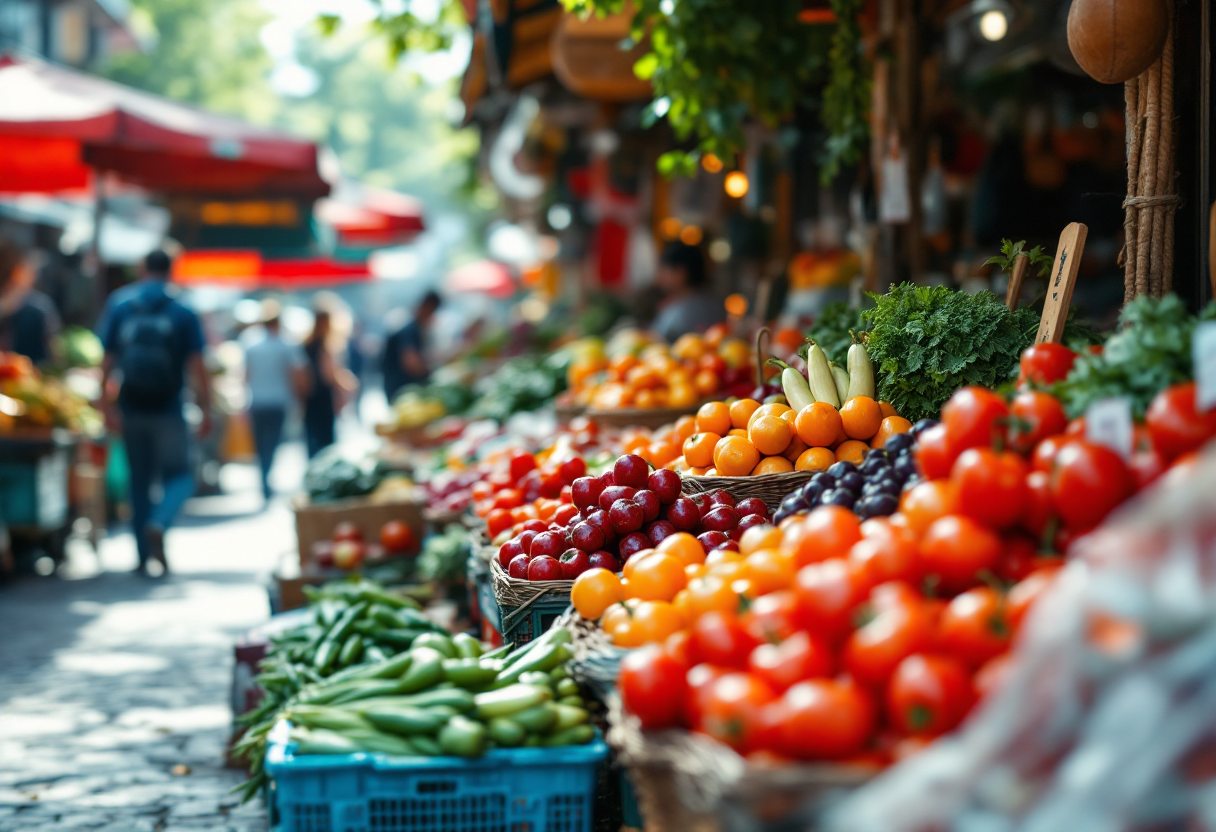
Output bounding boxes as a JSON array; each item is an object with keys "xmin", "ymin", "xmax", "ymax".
[
  {"xmin": 398, "ymin": 688, "xmax": 476, "ymax": 711},
  {"xmin": 494, "ymin": 645, "xmax": 558, "ymax": 686},
  {"xmin": 370, "ymin": 652, "xmax": 414, "ymax": 679},
  {"xmin": 357, "ymin": 587, "xmax": 421, "ymax": 610},
  {"xmin": 369, "ymin": 605, "xmax": 405, "ymax": 628},
  {"xmin": 443, "ymin": 658, "xmax": 499, "ymax": 689},
  {"xmin": 438, "ymin": 716, "xmax": 486, "ymax": 758},
  {"xmin": 397, "ymin": 647, "xmax": 445, "ymax": 693},
  {"xmin": 365, "ymin": 645, "xmax": 389, "ymax": 664},
  {"xmin": 452, "ymin": 633, "xmax": 482, "ymax": 659},
  {"xmin": 328, "ymin": 679, "xmax": 404, "ymax": 705},
  {"xmin": 397, "ymin": 608, "xmax": 439, "ymax": 630},
  {"xmin": 517, "ymin": 671, "xmax": 551, "ymax": 688},
  {"xmin": 313, "ymin": 639, "xmax": 340, "ymax": 674},
  {"xmin": 487, "ymin": 718, "xmax": 525, "ymax": 747},
  {"xmin": 373, "ymin": 628, "xmax": 429, "ymax": 647},
  {"xmin": 473, "ymin": 684, "xmax": 551, "ymax": 720},
  {"xmin": 362, "ymin": 706, "xmax": 450, "ymax": 735},
  {"xmin": 550, "ymin": 703, "xmax": 588, "ymax": 731},
  {"xmin": 555, "ymin": 678, "xmax": 580, "ymax": 698},
  {"xmin": 325, "ymin": 650, "xmax": 411, "ymax": 686},
  {"xmin": 292, "ymin": 727, "xmax": 361, "ymax": 756},
  {"xmin": 285, "ymin": 706, "xmax": 371, "ymax": 733},
  {"xmin": 351, "ymin": 619, "xmax": 380, "ymax": 635},
  {"xmin": 541, "ymin": 725, "xmax": 595, "ymax": 747},
  {"xmin": 314, "ymin": 602, "xmax": 368, "ymax": 671},
  {"xmin": 481, "ymin": 644, "xmax": 512, "ymax": 661},
  {"xmin": 558, "ymin": 695, "xmax": 584, "ymax": 708},
  {"xmin": 507, "ymin": 703, "xmax": 557, "ymax": 734},
  {"xmin": 337, "ymin": 728, "xmax": 418, "ymax": 756},
  {"xmin": 411, "ymin": 633, "xmax": 456, "ymax": 659},
  {"xmin": 338, "ymin": 634, "xmax": 364, "ymax": 667},
  {"xmin": 411, "ymin": 734, "xmax": 442, "ymax": 756}
]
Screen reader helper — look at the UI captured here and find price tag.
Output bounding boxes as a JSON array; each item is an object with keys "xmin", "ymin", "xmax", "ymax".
[
  {"xmin": 1086, "ymin": 397, "xmax": 1134, "ymax": 459},
  {"xmin": 1194, "ymin": 322, "xmax": 1216, "ymax": 413}
]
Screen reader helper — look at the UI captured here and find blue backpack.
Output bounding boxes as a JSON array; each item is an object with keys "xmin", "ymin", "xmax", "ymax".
[{"xmin": 117, "ymin": 292, "xmax": 181, "ymax": 410}]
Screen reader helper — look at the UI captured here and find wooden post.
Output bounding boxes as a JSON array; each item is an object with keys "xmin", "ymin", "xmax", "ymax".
[
  {"xmin": 1005, "ymin": 255, "xmax": 1029, "ymax": 311},
  {"xmin": 1037, "ymin": 223, "xmax": 1088, "ymax": 344}
]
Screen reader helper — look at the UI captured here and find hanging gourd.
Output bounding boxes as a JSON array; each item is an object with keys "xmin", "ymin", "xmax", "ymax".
[
  {"xmin": 1067, "ymin": 0, "xmax": 1169, "ymax": 84},
  {"xmin": 551, "ymin": 8, "xmax": 652, "ymax": 102}
]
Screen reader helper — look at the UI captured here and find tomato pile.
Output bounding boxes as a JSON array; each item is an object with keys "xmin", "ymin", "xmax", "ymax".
[
  {"xmin": 311, "ymin": 520, "xmax": 418, "ymax": 570},
  {"xmin": 495, "ymin": 453, "xmax": 772, "ymax": 582}
]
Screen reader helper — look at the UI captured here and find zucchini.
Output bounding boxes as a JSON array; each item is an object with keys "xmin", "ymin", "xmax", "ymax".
[
  {"xmin": 473, "ymin": 684, "xmax": 551, "ymax": 719},
  {"xmin": 438, "ymin": 716, "xmax": 486, "ymax": 758},
  {"xmin": 828, "ymin": 361, "xmax": 851, "ymax": 404},
  {"xmin": 362, "ymin": 706, "xmax": 450, "ymax": 735},
  {"xmin": 805, "ymin": 343, "xmax": 840, "ymax": 408},
  {"xmin": 845, "ymin": 340, "xmax": 876, "ymax": 401}
]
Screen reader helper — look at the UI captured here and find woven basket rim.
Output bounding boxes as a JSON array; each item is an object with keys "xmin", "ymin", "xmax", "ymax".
[{"xmin": 681, "ymin": 471, "xmax": 816, "ymax": 486}]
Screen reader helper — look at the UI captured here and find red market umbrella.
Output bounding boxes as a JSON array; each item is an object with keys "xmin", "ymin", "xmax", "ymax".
[
  {"xmin": 315, "ymin": 182, "xmax": 425, "ymax": 247},
  {"xmin": 446, "ymin": 260, "xmax": 516, "ymax": 298},
  {"xmin": 171, "ymin": 250, "xmax": 370, "ymax": 289},
  {"xmin": 0, "ymin": 54, "xmax": 328, "ymax": 197}
]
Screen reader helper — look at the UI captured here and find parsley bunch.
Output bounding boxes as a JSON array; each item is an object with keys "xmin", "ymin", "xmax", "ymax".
[{"xmin": 861, "ymin": 283, "xmax": 1039, "ymax": 422}]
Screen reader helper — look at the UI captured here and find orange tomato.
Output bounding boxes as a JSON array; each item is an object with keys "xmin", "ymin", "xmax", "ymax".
[
  {"xmin": 609, "ymin": 354, "xmax": 639, "ymax": 381},
  {"xmin": 685, "ymin": 575, "xmax": 739, "ymax": 617},
  {"xmin": 745, "ymin": 548, "xmax": 797, "ymax": 594},
  {"xmin": 871, "ymin": 416, "xmax": 913, "ymax": 449},
  {"xmin": 624, "ymin": 434, "xmax": 649, "ymax": 454},
  {"xmin": 707, "ymin": 559, "xmax": 748, "ymax": 584},
  {"xmin": 749, "ymin": 415, "xmax": 794, "ymax": 456},
  {"xmin": 729, "ymin": 398, "xmax": 762, "ymax": 429},
  {"xmin": 835, "ymin": 440, "xmax": 870, "ymax": 465},
  {"xmin": 705, "ymin": 547, "xmax": 744, "ymax": 567},
  {"xmin": 600, "ymin": 599, "xmax": 641, "ymax": 634},
  {"xmin": 795, "ymin": 402, "xmax": 843, "ymax": 447},
  {"xmin": 753, "ymin": 456, "xmax": 794, "ymax": 474},
  {"xmin": 783, "ymin": 435, "xmax": 810, "ymax": 463},
  {"xmin": 879, "ymin": 401, "xmax": 898, "ymax": 419},
  {"xmin": 571, "ymin": 569, "xmax": 625, "ymax": 619},
  {"xmin": 713, "ymin": 435, "xmax": 761, "ymax": 477},
  {"xmin": 696, "ymin": 401, "xmax": 732, "ymax": 435},
  {"xmin": 704, "ymin": 323, "xmax": 730, "ymax": 348},
  {"xmin": 626, "ymin": 365, "xmax": 663, "ymax": 390},
  {"xmin": 622, "ymin": 550, "xmax": 658, "ymax": 581},
  {"xmin": 630, "ymin": 600, "xmax": 685, "ymax": 643},
  {"xmin": 900, "ymin": 481, "xmax": 959, "ymax": 536},
  {"xmin": 672, "ymin": 333, "xmax": 708, "ymax": 362},
  {"xmin": 626, "ymin": 553, "xmax": 688, "ymax": 601},
  {"xmin": 796, "ymin": 446, "xmax": 836, "ymax": 471},
  {"xmin": 693, "ymin": 369, "xmax": 721, "ymax": 397},
  {"xmin": 719, "ymin": 338, "xmax": 751, "ymax": 369},
  {"xmin": 840, "ymin": 396, "xmax": 883, "ymax": 440},
  {"xmin": 748, "ymin": 403, "xmax": 794, "ymax": 431},
  {"xmin": 685, "ymin": 562, "xmax": 709, "ymax": 580},
  {"xmin": 739, "ymin": 524, "xmax": 782, "ymax": 555},
  {"xmin": 684, "ymin": 432, "xmax": 721, "ymax": 468},
  {"xmin": 643, "ymin": 441, "xmax": 679, "ymax": 467},
  {"xmin": 673, "ymin": 415, "xmax": 698, "ymax": 444},
  {"xmin": 669, "ymin": 384, "xmax": 699, "ymax": 409},
  {"xmin": 657, "ymin": 532, "xmax": 708, "ymax": 566}
]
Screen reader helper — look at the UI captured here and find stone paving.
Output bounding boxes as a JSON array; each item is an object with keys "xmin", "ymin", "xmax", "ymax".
[{"xmin": 0, "ymin": 457, "xmax": 303, "ymax": 832}]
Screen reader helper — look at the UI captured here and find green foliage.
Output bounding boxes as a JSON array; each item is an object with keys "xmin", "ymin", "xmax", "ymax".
[
  {"xmin": 985, "ymin": 239, "xmax": 1054, "ymax": 279},
  {"xmin": 861, "ymin": 283, "xmax": 1039, "ymax": 422},
  {"xmin": 416, "ymin": 525, "xmax": 471, "ymax": 583},
  {"xmin": 320, "ymin": 1, "xmax": 469, "ymax": 60},
  {"xmin": 821, "ymin": 0, "xmax": 869, "ymax": 182},
  {"xmin": 799, "ymin": 302, "xmax": 868, "ymax": 366},
  {"xmin": 1052, "ymin": 295, "xmax": 1210, "ymax": 420}
]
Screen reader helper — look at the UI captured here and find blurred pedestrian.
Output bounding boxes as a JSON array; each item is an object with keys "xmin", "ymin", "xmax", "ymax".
[
  {"xmin": 382, "ymin": 290, "xmax": 441, "ymax": 402},
  {"xmin": 302, "ymin": 303, "xmax": 357, "ymax": 458},
  {"xmin": 0, "ymin": 235, "xmax": 61, "ymax": 366},
  {"xmin": 100, "ymin": 249, "xmax": 212, "ymax": 574},
  {"xmin": 244, "ymin": 300, "xmax": 308, "ymax": 501},
  {"xmin": 652, "ymin": 242, "xmax": 723, "ymax": 343}
]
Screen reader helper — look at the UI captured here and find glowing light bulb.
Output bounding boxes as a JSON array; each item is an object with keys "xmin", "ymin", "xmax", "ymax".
[
  {"xmin": 679, "ymin": 225, "xmax": 703, "ymax": 246},
  {"xmin": 978, "ymin": 9, "xmax": 1007, "ymax": 41},
  {"xmin": 701, "ymin": 154, "xmax": 724, "ymax": 174},
  {"xmin": 724, "ymin": 171, "xmax": 749, "ymax": 198}
]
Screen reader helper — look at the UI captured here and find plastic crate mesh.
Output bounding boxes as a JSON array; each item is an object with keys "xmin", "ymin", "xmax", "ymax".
[
  {"xmin": 368, "ymin": 793, "xmax": 507, "ymax": 831},
  {"xmin": 545, "ymin": 794, "xmax": 587, "ymax": 832},
  {"xmin": 288, "ymin": 802, "xmax": 332, "ymax": 832}
]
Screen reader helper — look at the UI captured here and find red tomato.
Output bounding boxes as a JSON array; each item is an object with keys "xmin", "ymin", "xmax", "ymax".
[
  {"xmin": 850, "ymin": 521, "xmax": 921, "ymax": 586},
  {"xmin": 689, "ymin": 611, "xmax": 759, "ymax": 669},
  {"xmin": 951, "ymin": 448, "xmax": 1028, "ymax": 529},
  {"xmin": 912, "ymin": 424, "xmax": 959, "ymax": 480},
  {"xmin": 509, "ymin": 451, "xmax": 538, "ymax": 484},
  {"xmin": 792, "ymin": 506, "xmax": 862, "ymax": 567},
  {"xmin": 619, "ymin": 644, "xmax": 689, "ymax": 730},
  {"xmin": 766, "ymin": 678, "xmax": 876, "ymax": 760},
  {"xmin": 379, "ymin": 521, "xmax": 415, "ymax": 553},
  {"xmin": 1007, "ymin": 390, "xmax": 1069, "ymax": 454},
  {"xmin": 700, "ymin": 672, "xmax": 778, "ymax": 751},
  {"xmin": 918, "ymin": 515, "xmax": 1002, "ymax": 592},
  {"xmin": 332, "ymin": 521, "xmax": 363, "ymax": 543},
  {"xmin": 1018, "ymin": 343, "xmax": 1077, "ymax": 387},
  {"xmin": 843, "ymin": 600, "xmax": 935, "ymax": 688},
  {"xmin": 741, "ymin": 591, "xmax": 802, "ymax": 644},
  {"xmin": 937, "ymin": 587, "xmax": 1011, "ymax": 667},
  {"xmin": 941, "ymin": 386, "xmax": 1010, "ymax": 451},
  {"xmin": 685, "ymin": 663, "xmax": 731, "ymax": 727},
  {"xmin": 1129, "ymin": 444, "xmax": 1167, "ymax": 491},
  {"xmin": 793, "ymin": 559, "xmax": 867, "ymax": 642},
  {"xmin": 1145, "ymin": 382, "xmax": 1216, "ymax": 461},
  {"xmin": 1031, "ymin": 434, "xmax": 1078, "ymax": 473},
  {"xmin": 997, "ymin": 534, "xmax": 1039, "ymax": 582},
  {"xmin": 747, "ymin": 630, "xmax": 834, "ymax": 692},
  {"xmin": 1020, "ymin": 470, "xmax": 1054, "ymax": 539},
  {"xmin": 1050, "ymin": 441, "xmax": 1135, "ymax": 532},
  {"xmin": 886, "ymin": 654, "xmax": 975, "ymax": 737}
]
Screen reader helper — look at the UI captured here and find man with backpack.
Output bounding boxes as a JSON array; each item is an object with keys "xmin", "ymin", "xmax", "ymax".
[{"xmin": 100, "ymin": 250, "xmax": 212, "ymax": 574}]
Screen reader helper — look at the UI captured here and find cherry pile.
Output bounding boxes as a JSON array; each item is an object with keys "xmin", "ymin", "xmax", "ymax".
[{"xmin": 497, "ymin": 454, "xmax": 772, "ymax": 581}]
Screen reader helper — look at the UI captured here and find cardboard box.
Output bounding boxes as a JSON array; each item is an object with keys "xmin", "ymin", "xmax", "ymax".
[
  {"xmin": 293, "ymin": 494, "xmax": 424, "ymax": 570},
  {"xmin": 274, "ymin": 571, "xmax": 331, "ymax": 613}
]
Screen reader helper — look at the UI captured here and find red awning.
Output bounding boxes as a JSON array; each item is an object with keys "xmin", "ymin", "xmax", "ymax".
[
  {"xmin": 446, "ymin": 260, "xmax": 516, "ymax": 298},
  {"xmin": 0, "ymin": 54, "xmax": 328, "ymax": 197},
  {"xmin": 172, "ymin": 250, "xmax": 369, "ymax": 288},
  {"xmin": 315, "ymin": 181, "xmax": 425, "ymax": 247}
]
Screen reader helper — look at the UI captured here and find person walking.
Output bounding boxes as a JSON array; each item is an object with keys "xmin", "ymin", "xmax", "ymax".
[
  {"xmin": 243, "ymin": 300, "xmax": 308, "ymax": 502},
  {"xmin": 382, "ymin": 290, "xmax": 441, "ymax": 403},
  {"xmin": 100, "ymin": 249, "xmax": 212, "ymax": 574},
  {"xmin": 0, "ymin": 235, "xmax": 61, "ymax": 366},
  {"xmin": 302, "ymin": 304, "xmax": 357, "ymax": 458}
]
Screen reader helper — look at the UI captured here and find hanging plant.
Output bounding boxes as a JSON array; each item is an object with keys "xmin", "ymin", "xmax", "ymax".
[{"xmin": 820, "ymin": 0, "xmax": 870, "ymax": 181}]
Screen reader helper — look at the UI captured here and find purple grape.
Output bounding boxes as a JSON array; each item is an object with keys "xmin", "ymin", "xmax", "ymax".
[
  {"xmin": 822, "ymin": 489, "xmax": 856, "ymax": 510},
  {"xmin": 839, "ymin": 472, "xmax": 866, "ymax": 492},
  {"xmin": 885, "ymin": 433, "xmax": 916, "ymax": 455},
  {"xmin": 910, "ymin": 419, "xmax": 939, "ymax": 439}
]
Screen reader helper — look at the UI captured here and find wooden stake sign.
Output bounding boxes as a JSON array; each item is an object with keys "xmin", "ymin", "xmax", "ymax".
[
  {"xmin": 1037, "ymin": 222, "xmax": 1088, "ymax": 344},
  {"xmin": 1005, "ymin": 254, "xmax": 1029, "ymax": 311}
]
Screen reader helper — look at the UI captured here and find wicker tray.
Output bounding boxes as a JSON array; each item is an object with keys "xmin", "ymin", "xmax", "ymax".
[
  {"xmin": 680, "ymin": 471, "xmax": 813, "ymax": 509},
  {"xmin": 608, "ymin": 699, "xmax": 874, "ymax": 832},
  {"xmin": 557, "ymin": 609, "xmax": 627, "ymax": 702},
  {"xmin": 489, "ymin": 558, "xmax": 575, "ymax": 638},
  {"xmin": 585, "ymin": 406, "xmax": 698, "ymax": 430}
]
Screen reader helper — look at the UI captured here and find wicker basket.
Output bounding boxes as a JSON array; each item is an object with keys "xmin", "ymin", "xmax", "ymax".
[
  {"xmin": 557, "ymin": 609, "xmax": 628, "ymax": 702},
  {"xmin": 586, "ymin": 406, "xmax": 698, "ymax": 430},
  {"xmin": 489, "ymin": 559, "xmax": 576, "ymax": 645},
  {"xmin": 680, "ymin": 471, "xmax": 813, "ymax": 509},
  {"xmin": 608, "ymin": 699, "xmax": 874, "ymax": 832}
]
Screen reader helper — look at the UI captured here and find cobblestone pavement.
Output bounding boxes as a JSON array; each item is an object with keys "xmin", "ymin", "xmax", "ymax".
[{"xmin": 0, "ymin": 455, "xmax": 308, "ymax": 832}]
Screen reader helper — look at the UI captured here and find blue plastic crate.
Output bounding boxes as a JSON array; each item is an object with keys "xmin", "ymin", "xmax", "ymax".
[
  {"xmin": 0, "ymin": 449, "xmax": 69, "ymax": 529},
  {"xmin": 265, "ymin": 721, "xmax": 609, "ymax": 832}
]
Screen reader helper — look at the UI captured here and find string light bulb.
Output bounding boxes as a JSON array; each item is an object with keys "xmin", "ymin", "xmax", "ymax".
[{"xmin": 724, "ymin": 171, "xmax": 749, "ymax": 198}]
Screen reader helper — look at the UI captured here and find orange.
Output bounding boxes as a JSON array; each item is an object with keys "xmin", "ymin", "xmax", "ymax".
[
  {"xmin": 835, "ymin": 440, "xmax": 870, "ymax": 465},
  {"xmin": 624, "ymin": 433, "xmax": 649, "ymax": 454},
  {"xmin": 685, "ymin": 563, "xmax": 708, "ymax": 581},
  {"xmin": 840, "ymin": 396, "xmax": 883, "ymax": 440},
  {"xmin": 713, "ymin": 435, "xmax": 760, "ymax": 476},
  {"xmin": 871, "ymin": 416, "xmax": 913, "ymax": 449},
  {"xmin": 696, "ymin": 401, "xmax": 731, "ymax": 435},
  {"xmin": 683, "ymin": 432, "xmax": 721, "ymax": 468},
  {"xmin": 708, "ymin": 560, "xmax": 748, "ymax": 584},
  {"xmin": 727, "ymin": 428, "xmax": 749, "ymax": 438},
  {"xmin": 783, "ymin": 436, "xmax": 810, "ymax": 464},
  {"xmin": 795, "ymin": 402, "xmax": 843, "ymax": 447},
  {"xmin": 747, "ymin": 402, "xmax": 794, "ymax": 431},
  {"xmin": 668, "ymin": 384, "xmax": 699, "ymax": 409},
  {"xmin": 830, "ymin": 424, "xmax": 849, "ymax": 449},
  {"xmin": 795, "ymin": 446, "xmax": 836, "ymax": 471},
  {"xmin": 739, "ymin": 524, "xmax": 782, "ymax": 555},
  {"xmin": 745, "ymin": 548, "xmax": 796, "ymax": 595},
  {"xmin": 672, "ymin": 333, "xmax": 708, "ymax": 362},
  {"xmin": 729, "ymin": 398, "xmax": 762, "ymax": 430},
  {"xmin": 630, "ymin": 600, "xmax": 685, "ymax": 643},
  {"xmin": 625, "ymin": 553, "xmax": 688, "ymax": 601},
  {"xmin": 626, "ymin": 365, "xmax": 663, "ymax": 390},
  {"xmin": 600, "ymin": 599, "xmax": 641, "ymax": 634},
  {"xmin": 749, "ymin": 414, "xmax": 793, "ymax": 456},
  {"xmin": 693, "ymin": 369, "xmax": 720, "ymax": 397},
  {"xmin": 673, "ymin": 415, "xmax": 698, "ymax": 444},
  {"xmin": 634, "ymin": 389, "xmax": 658, "ymax": 409},
  {"xmin": 689, "ymin": 466, "xmax": 709, "ymax": 476},
  {"xmin": 622, "ymin": 549, "xmax": 659, "ymax": 580},
  {"xmin": 657, "ymin": 532, "xmax": 707, "ymax": 567},
  {"xmin": 571, "ymin": 569, "xmax": 625, "ymax": 619},
  {"xmin": 704, "ymin": 467, "xmax": 718, "ymax": 476},
  {"xmin": 705, "ymin": 548, "xmax": 744, "ymax": 567},
  {"xmin": 642, "ymin": 441, "xmax": 679, "ymax": 467},
  {"xmin": 752, "ymin": 455, "xmax": 794, "ymax": 474},
  {"xmin": 879, "ymin": 401, "xmax": 898, "ymax": 419}
]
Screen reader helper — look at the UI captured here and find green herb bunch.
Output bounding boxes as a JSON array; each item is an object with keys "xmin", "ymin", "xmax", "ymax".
[
  {"xmin": 1052, "ymin": 294, "xmax": 1214, "ymax": 420},
  {"xmin": 799, "ymin": 301, "xmax": 868, "ymax": 366},
  {"xmin": 861, "ymin": 283, "xmax": 1039, "ymax": 422}
]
